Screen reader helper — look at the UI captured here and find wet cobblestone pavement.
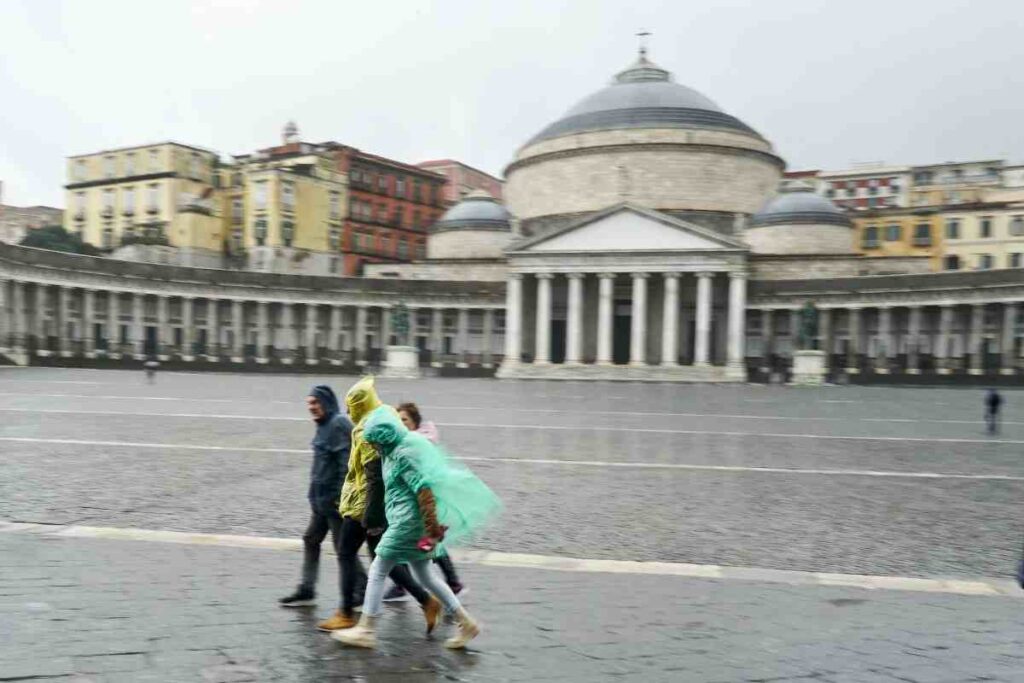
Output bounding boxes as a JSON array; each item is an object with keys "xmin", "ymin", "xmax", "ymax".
[
  {"xmin": 3, "ymin": 531, "xmax": 1024, "ymax": 682},
  {"xmin": 2, "ymin": 367, "xmax": 1024, "ymax": 681}
]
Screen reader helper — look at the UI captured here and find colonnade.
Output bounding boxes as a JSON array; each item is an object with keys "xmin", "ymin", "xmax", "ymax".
[
  {"xmin": 753, "ymin": 301, "xmax": 1024, "ymax": 376},
  {"xmin": 502, "ymin": 269, "xmax": 747, "ymax": 374},
  {"xmin": 0, "ymin": 279, "xmax": 504, "ymax": 367}
]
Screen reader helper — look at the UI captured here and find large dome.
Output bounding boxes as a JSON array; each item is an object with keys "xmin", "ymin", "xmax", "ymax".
[
  {"xmin": 431, "ymin": 190, "xmax": 512, "ymax": 232},
  {"xmin": 504, "ymin": 50, "xmax": 784, "ymax": 236},
  {"xmin": 528, "ymin": 53, "xmax": 762, "ymax": 145}
]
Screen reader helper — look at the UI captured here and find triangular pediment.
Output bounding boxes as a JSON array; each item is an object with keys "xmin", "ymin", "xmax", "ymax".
[{"xmin": 509, "ymin": 204, "xmax": 748, "ymax": 254}]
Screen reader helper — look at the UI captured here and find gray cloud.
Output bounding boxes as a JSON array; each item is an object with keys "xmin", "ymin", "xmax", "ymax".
[{"xmin": 2, "ymin": 0, "xmax": 1023, "ymax": 207}]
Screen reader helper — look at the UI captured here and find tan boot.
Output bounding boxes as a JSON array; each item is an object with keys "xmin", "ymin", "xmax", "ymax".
[
  {"xmin": 444, "ymin": 608, "xmax": 480, "ymax": 649},
  {"xmin": 317, "ymin": 610, "xmax": 358, "ymax": 632},
  {"xmin": 331, "ymin": 613, "xmax": 378, "ymax": 648},
  {"xmin": 422, "ymin": 595, "xmax": 442, "ymax": 635}
]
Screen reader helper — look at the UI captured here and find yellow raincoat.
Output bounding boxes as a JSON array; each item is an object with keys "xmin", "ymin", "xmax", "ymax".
[{"xmin": 338, "ymin": 377, "xmax": 383, "ymax": 521}]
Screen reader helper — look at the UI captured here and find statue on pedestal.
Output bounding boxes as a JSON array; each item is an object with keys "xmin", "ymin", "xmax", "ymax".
[
  {"xmin": 391, "ymin": 303, "xmax": 411, "ymax": 347},
  {"xmin": 798, "ymin": 301, "xmax": 819, "ymax": 351}
]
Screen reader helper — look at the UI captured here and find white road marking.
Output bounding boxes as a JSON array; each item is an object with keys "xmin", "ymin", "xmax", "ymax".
[
  {"xmin": 0, "ymin": 405, "xmax": 1015, "ymax": 428},
  {"xmin": 2, "ymin": 436, "xmax": 1023, "ymax": 481},
  {"xmin": 0, "ymin": 521, "xmax": 1014, "ymax": 598}
]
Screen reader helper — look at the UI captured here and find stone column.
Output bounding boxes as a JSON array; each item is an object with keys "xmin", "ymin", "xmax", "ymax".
[
  {"xmin": 846, "ymin": 307, "xmax": 861, "ymax": 373},
  {"xmin": 788, "ymin": 309, "xmax": 799, "ymax": 358},
  {"xmin": 567, "ymin": 273, "xmax": 585, "ymax": 365},
  {"xmin": 381, "ymin": 306, "xmax": 392, "ymax": 349},
  {"xmin": 907, "ymin": 306, "xmax": 922, "ymax": 374},
  {"xmin": 157, "ymin": 295, "xmax": 170, "ymax": 359},
  {"xmin": 356, "ymin": 305, "xmax": 368, "ymax": 365},
  {"xmin": 482, "ymin": 308, "xmax": 494, "ymax": 366},
  {"xmin": 305, "ymin": 304, "xmax": 318, "ymax": 364},
  {"xmin": 431, "ymin": 308, "xmax": 443, "ymax": 367},
  {"xmin": 876, "ymin": 306, "xmax": 892, "ymax": 373},
  {"xmin": 256, "ymin": 302, "xmax": 269, "ymax": 363},
  {"xmin": 969, "ymin": 303, "xmax": 985, "ymax": 375},
  {"xmin": 329, "ymin": 305, "xmax": 341, "ymax": 365},
  {"xmin": 280, "ymin": 302, "xmax": 294, "ymax": 364},
  {"xmin": 457, "ymin": 308, "xmax": 470, "ymax": 367},
  {"xmin": 107, "ymin": 292, "xmax": 119, "ymax": 355},
  {"xmin": 661, "ymin": 273, "xmax": 680, "ymax": 367},
  {"xmin": 57, "ymin": 286, "xmax": 71, "ymax": 357},
  {"xmin": 182, "ymin": 297, "xmax": 194, "ymax": 361},
  {"xmin": 534, "ymin": 273, "xmax": 553, "ymax": 365},
  {"xmin": 82, "ymin": 289, "xmax": 96, "ymax": 357},
  {"xmin": 1001, "ymin": 302, "xmax": 1018, "ymax": 375},
  {"xmin": 937, "ymin": 304, "xmax": 953, "ymax": 374},
  {"xmin": 229, "ymin": 300, "xmax": 241, "ymax": 362},
  {"xmin": 694, "ymin": 272, "xmax": 712, "ymax": 367},
  {"xmin": 131, "ymin": 293, "xmax": 145, "ymax": 358},
  {"xmin": 726, "ymin": 272, "xmax": 746, "ymax": 375},
  {"xmin": 629, "ymin": 273, "xmax": 648, "ymax": 366},
  {"xmin": 760, "ymin": 309, "xmax": 774, "ymax": 373},
  {"xmin": 818, "ymin": 308, "xmax": 832, "ymax": 358},
  {"xmin": 502, "ymin": 274, "xmax": 523, "ymax": 367},
  {"xmin": 207, "ymin": 299, "xmax": 220, "ymax": 359},
  {"xmin": 596, "ymin": 273, "xmax": 615, "ymax": 365},
  {"xmin": 10, "ymin": 281, "xmax": 24, "ymax": 352}
]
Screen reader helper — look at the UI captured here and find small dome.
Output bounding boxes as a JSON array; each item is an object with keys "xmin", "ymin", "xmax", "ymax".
[
  {"xmin": 750, "ymin": 189, "xmax": 852, "ymax": 228},
  {"xmin": 526, "ymin": 51, "xmax": 762, "ymax": 145},
  {"xmin": 431, "ymin": 191, "xmax": 511, "ymax": 232}
]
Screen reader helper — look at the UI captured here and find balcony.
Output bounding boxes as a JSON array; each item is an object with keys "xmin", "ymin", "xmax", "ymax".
[
  {"xmin": 915, "ymin": 173, "xmax": 1001, "ymax": 187},
  {"xmin": 861, "ymin": 240, "xmax": 880, "ymax": 249},
  {"xmin": 912, "ymin": 237, "xmax": 932, "ymax": 247},
  {"xmin": 350, "ymin": 242, "xmax": 377, "ymax": 256},
  {"xmin": 73, "ymin": 211, "xmax": 85, "ymax": 222},
  {"xmin": 100, "ymin": 207, "xmax": 114, "ymax": 218}
]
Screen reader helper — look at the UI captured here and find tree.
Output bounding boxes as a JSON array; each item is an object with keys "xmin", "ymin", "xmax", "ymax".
[{"xmin": 20, "ymin": 225, "xmax": 100, "ymax": 256}]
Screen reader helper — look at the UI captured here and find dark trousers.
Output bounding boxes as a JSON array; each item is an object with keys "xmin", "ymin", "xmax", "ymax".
[
  {"xmin": 986, "ymin": 410, "xmax": 999, "ymax": 434},
  {"xmin": 340, "ymin": 516, "xmax": 430, "ymax": 616},
  {"xmin": 434, "ymin": 554, "xmax": 462, "ymax": 589},
  {"xmin": 299, "ymin": 510, "xmax": 348, "ymax": 608}
]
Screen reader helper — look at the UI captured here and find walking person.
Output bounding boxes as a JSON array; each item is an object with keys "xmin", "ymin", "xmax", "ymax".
[
  {"xmin": 330, "ymin": 377, "xmax": 442, "ymax": 632},
  {"xmin": 279, "ymin": 385, "xmax": 354, "ymax": 632},
  {"xmin": 381, "ymin": 402, "xmax": 466, "ymax": 602},
  {"xmin": 985, "ymin": 388, "xmax": 1003, "ymax": 434},
  {"xmin": 333, "ymin": 405, "xmax": 501, "ymax": 650}
]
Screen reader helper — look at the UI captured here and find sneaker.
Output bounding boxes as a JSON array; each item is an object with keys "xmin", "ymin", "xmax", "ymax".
[
  {"xmin": 450, "ymin": 584, "xmax": 467, "ymax": 597},
  {"xmin": 382, "ymin": 584, "xmax": 409, "ymax": 602},
  {"xmin": 317, "ymin": 610, "xmax": 357, "ymax": 632},
  {"xmin": 279, "ymin": 588, "xmax": 315, "ymax": 608}
]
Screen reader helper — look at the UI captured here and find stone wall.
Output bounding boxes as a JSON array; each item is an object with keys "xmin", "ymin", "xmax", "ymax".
[
  {"xmin": 364, "ymin": 259, "xmax": 508, "ymax": 282},
  {"xmin": 428, "ymin": 229, "xmax": 513, "ymax": 260},
  {"xmin": 506, "ymin": 145, "xmax": 781, "ymax": 221},
  {"xmin": 743, "ymin": 224, "xmax": 854, "ymax": 255},
  {"xmin": 751, "ymin": 255, "xmax": 931, "ymax": 281}
]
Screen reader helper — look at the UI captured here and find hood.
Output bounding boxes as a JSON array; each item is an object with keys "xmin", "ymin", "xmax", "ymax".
[
  {"xmin": 362, "ymin": 405, "xmax": 408, "ymax": 457},
  {"xmin": 345, "ymin": 376, "xmax": 383, "ymax": 425},
  {"xmin": 309, "ymin": 384, "xmax": 340, "ymax": 420}
]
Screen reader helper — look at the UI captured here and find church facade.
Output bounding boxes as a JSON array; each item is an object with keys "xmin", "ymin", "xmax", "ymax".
[{"xmin": 2, "ymin": 50, "xmax": 1023, "ymax": 382}]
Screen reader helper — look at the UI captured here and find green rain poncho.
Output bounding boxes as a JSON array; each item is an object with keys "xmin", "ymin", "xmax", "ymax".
[{"xmin": 362, "ymin": 405, "xmax": 502, "ymax": 563}]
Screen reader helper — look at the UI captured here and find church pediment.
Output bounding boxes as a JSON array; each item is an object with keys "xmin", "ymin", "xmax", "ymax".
[{"xmin": 509, "ymin": 204, "xmax": 748, "ymax": 254}]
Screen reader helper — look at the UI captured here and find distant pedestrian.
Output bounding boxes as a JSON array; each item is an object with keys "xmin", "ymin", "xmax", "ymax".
[
  {"xmin": 985, "ymin": 388, "xmax": 1003, "ymax": 434},
  {"xmin": 380, "ymin": 402, "xmax": 466, "ymax": 602},
  {"xmin": 333, "ymin": 405, "xmax": 501, "ymax": 650},
  {"xmin": 279, "ymin": 385, "xmax": 354, "ymax": 633},
  {"xmin": 144, "ymin": 359, "xmax": 159, "ymax": 384}
]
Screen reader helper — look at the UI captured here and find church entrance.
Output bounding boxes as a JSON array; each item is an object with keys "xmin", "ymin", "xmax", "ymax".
[
  {"xmin": 613, "ymin": 301, "xmax": 631, "ymax": 364},
  {"xmin": 550, "ymin": 320, "xmax": 566, "ymax": 364}
]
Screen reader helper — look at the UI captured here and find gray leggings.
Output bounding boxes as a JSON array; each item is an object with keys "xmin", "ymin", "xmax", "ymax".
[{"xmin": 363, "ymin": 554, "xmax": 462, "ymax": 618}]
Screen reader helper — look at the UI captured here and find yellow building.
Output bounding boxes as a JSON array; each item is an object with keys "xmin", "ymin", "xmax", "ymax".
[
  {"xmin": 222, "ymin": 132, "xmax": 347, "ymax": 275},
  {"xmin": 852, "ymin": 209, "xmax": 942, "ymax": 267},
  {"xmin": 64, "ymin": 142, "xmax": 220, "ymax": 255},
  {"xmin": 937, "ymin": 200, "xmax": 1024, "ymax": 271}
]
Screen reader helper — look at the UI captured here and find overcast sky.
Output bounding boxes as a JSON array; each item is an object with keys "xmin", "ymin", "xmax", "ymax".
[{"xmin": 2, "ymin": 0, "xmax": 1023, "ymax": 207}]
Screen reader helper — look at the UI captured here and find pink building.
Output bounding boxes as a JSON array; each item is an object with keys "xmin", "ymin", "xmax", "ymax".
[{"xmin": 416, "ymin": 159, "xmax": 503, "ymax": 205}]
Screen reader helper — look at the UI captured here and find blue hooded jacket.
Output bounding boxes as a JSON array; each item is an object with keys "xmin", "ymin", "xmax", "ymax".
[{"xmin": 308, "ymin": 385, "xmax": 353, "ymax": 515}]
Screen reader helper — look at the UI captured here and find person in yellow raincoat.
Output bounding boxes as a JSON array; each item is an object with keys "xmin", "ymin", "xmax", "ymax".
[
  {"xmin": 333, "ymin": 404, "xmax": 501, "ymax": 650},
  {"xmin": 319, "ymin": 377, "xmax": 441, "ymax": 632}
]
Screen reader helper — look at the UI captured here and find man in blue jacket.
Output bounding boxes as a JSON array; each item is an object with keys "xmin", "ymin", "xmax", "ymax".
[{"xmin": 279, "ymin": 385, "xmax": 358, "ymax": 632}]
